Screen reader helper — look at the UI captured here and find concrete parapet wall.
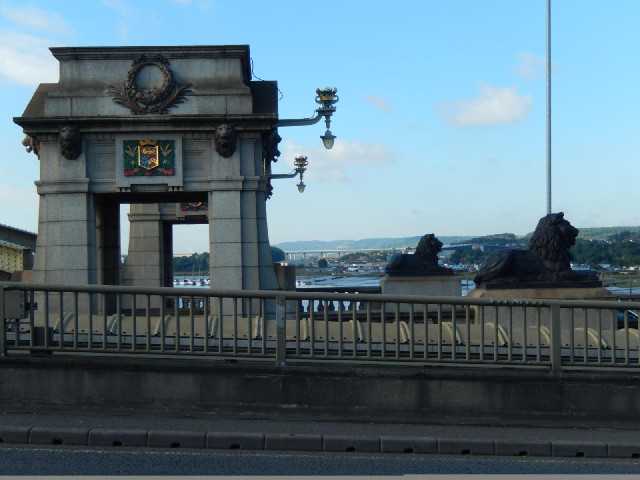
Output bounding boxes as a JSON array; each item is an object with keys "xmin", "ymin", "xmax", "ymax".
[{"xmin": 1, "ymin": 356, "xmax": 640, "ymax": 424}]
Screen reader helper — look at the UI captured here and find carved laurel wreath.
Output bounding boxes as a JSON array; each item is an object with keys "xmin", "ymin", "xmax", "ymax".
[{"xmin": 106, "ymin": 55, "xmax": 192, "ymax": 114}]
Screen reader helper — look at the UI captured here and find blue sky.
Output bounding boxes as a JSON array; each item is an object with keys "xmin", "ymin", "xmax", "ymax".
[{"xmin": 1, "ymin": 0, "xmax": 639, "ymax": 253}]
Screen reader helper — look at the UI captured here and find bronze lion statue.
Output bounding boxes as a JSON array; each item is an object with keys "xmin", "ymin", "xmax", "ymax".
[
  {"xmin": 473, "ymin": 212, "xmax": 598, "ymax": 285},
  {"xmin": 385, "ymin": 234, "xmax": 453, "ymax": 276}
]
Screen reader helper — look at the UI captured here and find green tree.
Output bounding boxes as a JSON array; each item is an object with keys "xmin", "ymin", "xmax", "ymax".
[
  {"xmin": 271, "ymin": 246, "xmax": 285, "ymax": 262},
  {"xmin": 318, "ymin": 258, "xmax": 329, "ymax": 268}
]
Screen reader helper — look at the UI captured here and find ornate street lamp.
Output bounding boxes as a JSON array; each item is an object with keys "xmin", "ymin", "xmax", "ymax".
[
  {"xmin": 269, "ymin": 156, "xmax": 309, "ymax": 193},
  {"xmin": 276, "ymin": 87, "xmax": 339, "ymax": 149}
]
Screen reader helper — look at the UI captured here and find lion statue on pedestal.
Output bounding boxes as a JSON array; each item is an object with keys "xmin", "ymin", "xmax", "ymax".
[
  {"xmin": 473, "ymin": 212, "xmax": 598, "ymax": 285},
  {"xmin": 385, "ymin": 234, "xmax": 453, "ymax": 277}
]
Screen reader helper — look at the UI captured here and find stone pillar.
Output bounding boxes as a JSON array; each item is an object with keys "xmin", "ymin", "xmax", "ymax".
[{"xmin": 122, "ymin": 203, "xmax": 171, "ymax": 309}]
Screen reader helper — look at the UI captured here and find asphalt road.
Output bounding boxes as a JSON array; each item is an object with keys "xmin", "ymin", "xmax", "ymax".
[{"xmin": 2, "ymin": 445, "xmax": 640, "ymax": 475}]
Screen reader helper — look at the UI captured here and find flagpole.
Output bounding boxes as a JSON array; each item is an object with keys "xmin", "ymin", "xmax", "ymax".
[{"xmin": 546, "ymin": 0, "xmax": 552, "ymax": 214}]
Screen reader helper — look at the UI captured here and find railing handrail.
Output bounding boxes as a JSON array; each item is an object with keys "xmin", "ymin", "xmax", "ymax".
[{"xmin": 3, "ymin": 281, "xmax": 640, "ymax": 310}]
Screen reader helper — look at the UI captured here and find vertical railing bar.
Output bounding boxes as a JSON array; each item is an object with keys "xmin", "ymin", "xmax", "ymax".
[
  {"xmin": 58, "ymin": 292, "xmax": 64, "ymax": 350},
  {"xmin": 479, "ymin": 305, "xmax": 484, "ymax": 362},
  {"xmin": 351, "ymin": 301, "xmax": 357, "ymax": 358},
  {"xmin": 465, "ymin": 305, "xmax": 471, "ymax": 361},
  {"xmin": 493, "ymin": 305, "xmax": 499, "ymax": 362},
  {"xmin": 365, "ymin": 302, "xmax": 372, "ymax": 359},
  {"xmin": 507, "ymin": 306, "xmax": 513, "ymax": 363},
  {"xmin": 622, "ymin": 308, "xmax": 629, "ymax": 366},
  {"xmin": 117, "ymin": 293, "xmax": 122, "ymax": 352},
  {"xmin": 28, "ymin": 290, "xmax": 35, "ymax": 349},
  {"xmin": 159, "ymin": 294, "xmax": 166, "ymax": 353},
  {"xmin": 437, "ymin": 304, "xmax": 442, "ymax": 361},
  {"xmin": 73, "ymin": 292, "xmax": 79, "ymax": 350},
  {"xmin": 451, "ymin": 303, "xmax": 457, "ymax": 361},
  {"xmin": 43, "ymin": 291, "xmax": 50, "ymax": 349},
  {"xmin": 610, "ymin": 308, "xmax": 617, "ymax": 365},
  {"xmin": 190, "ymin": 295, "xmax": 196, "ymax": 353},
  {"xmin": 132, "ymin": 294, "xmax": 137, "ymax": 352},
  {"xmin": 145, "ymin": 294, "xmax": 151, "ymax": 353},
  {"xmin": 394, "ymin": 303, "xmax": 400, "ymax": 359},
  {"xmin": 582, "ymin": 308, "xmax": 588, "ymax": 364},
  {"xmin": 217, "ymin": 297, "xmax": 223, "ymax": 354},
  {"xmin": 381, "ymin": 301, "xmax": 386, "ymax": 359},
  {"xmin": 550, "ymin": 304, "xmax": 562, "ymax": 373},
  {"xmin": 596, "ymin": 308, "xmax": 602, "ymax": 365},
  {"xmin": 338, "ymin": 302, "xmax": 343, "ymax": 358},
  {"xmin": 232, "ymin": 298, "xmax": 238, "ymax": 355},
  {"xmin": 309, "ymin": 298, "xmax": 315, "ymax": 357},
  {"xmin": 522, "ymin": 305, "xmax": 528, "ymax": 362},
  {"xmin": 257, "ymin": 297, "xmax": 264, "ymax": 355},
  {"xmin": 275, "ymin": 295, "xmax": 286, "ymax": 366},
  {"xmin": 88, "ymin": 292, "xmax": 94, "ymax": 350},
  {"xmin": 323, "ymin": 301, "xmax": 329, "ymax": 357},
  {"xmin": 536, "ymin": 307, "xmax": 541, "ymax": 363},
  {"xmin": 424, "ymin": 304, "xmax": 429, "ymax": 360},
  {"xmin": 409, "ymin": 303, "xmax": 415, "ymax": 360},
  {"xmin": 247, "ymin": 297, "xmax": 253, "ymax": 356},
  {"xmin": 101, "ymin": 293, "xmax": 107, "ymax": 350}
]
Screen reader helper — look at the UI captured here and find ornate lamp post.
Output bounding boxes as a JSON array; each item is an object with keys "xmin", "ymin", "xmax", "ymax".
[
  {"xmin": 276, "ymin": 87, "xmax": 340, "ymax": 149},
  {"xmin": 269, "ymin": 156, "xmax": 309, "ymax": 193}
]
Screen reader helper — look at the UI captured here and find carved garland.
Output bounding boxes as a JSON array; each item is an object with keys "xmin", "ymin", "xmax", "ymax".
[{"xmin": 106, "ymin": 55, "xmax": 192, "ymax": 115}]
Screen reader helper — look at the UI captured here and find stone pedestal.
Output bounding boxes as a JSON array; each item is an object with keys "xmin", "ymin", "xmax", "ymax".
[
  {"xmin": 467, "ymin": 283, "xmax": 615, "ymax": 330},
  {"xmin": 380, "ymin": 275, "xmax": 462, "ymax": 311}
]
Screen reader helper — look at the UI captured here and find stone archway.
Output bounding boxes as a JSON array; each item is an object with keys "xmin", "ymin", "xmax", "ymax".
[{"xmin": 15, "ymin": 46, "xmax": 283, "ymax": 314}]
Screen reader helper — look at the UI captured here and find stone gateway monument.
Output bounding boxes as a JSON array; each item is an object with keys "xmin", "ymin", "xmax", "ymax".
[{"xmin": 14, "ymin": 45, "xmax": 299, "ymax": 312}]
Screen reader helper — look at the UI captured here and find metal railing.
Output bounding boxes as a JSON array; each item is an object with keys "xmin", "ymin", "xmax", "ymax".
[{"xmin": 2, "ymin": 281, "xmax": 640, "ymax": 372}]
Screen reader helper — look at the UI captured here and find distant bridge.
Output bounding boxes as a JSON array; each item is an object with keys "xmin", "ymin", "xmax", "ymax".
[{"xmin": 283, "ymin": 244, "xmax": 507, "ymax": 260}]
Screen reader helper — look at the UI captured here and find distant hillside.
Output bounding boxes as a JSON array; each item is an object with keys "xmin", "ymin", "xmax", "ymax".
[
  {"xmin": 274, "ymin": 235, "xmax": 475, "ymax": 251},
  {"xmin": 574, "ymin": 226, "xmax": 640, "ymax": 241},
  {"xmin": 274, "ymin": 227, "xmax": 640, "ymax": 251}
]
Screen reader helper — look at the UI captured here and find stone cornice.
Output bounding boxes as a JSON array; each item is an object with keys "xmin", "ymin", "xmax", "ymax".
[
  {"xmin": 50, "ymin": 45, "xmax": 251, "ymax": 82},
  {"xmin": 14, "ymin": 115, "xmax": 277, "ymax": 133}
]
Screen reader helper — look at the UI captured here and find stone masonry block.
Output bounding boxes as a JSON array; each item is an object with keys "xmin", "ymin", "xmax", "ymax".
[
  {"xmin": 552, "ymin": 440, "xmax": 608, "ymax": 458},
  {"xmin": 89, "ymin": 428, "xmax": 148, "ymax": 447},
  {"xmin": 323, "ymin": 435, "xmax": 381, "ymax": 453},
  {"xmin": 147, "ymin": 430, "xmax": 206, "ymax": 449},
  {"xmin": 30, "ymin": 427, "xmax": 90, "ymax": 446},
  {"xmin": 494, "ymin": 439, "xmax": 552, "ymax": 457},
  {"xmin": 608, "ymin": 442, "xmax": 640, "ymax": 458},
  {"xmin": 206, "ymin": 432, "xmax": 265, "ymax": 450},
  {"xmin": 0, "ymin": 426, "xmax": 31, "ymax": 444},
  {"xmin": 265, "ymin": 433, "xmax": 322, "ymax": 452},
  {"xmin": 380, "ymin": 436, "xmax": 438, "ymax": 454},
  {"xmin": 438, "ymin": 438, "xmax": 495, "ymax": 456},
  {"xmin": 211, "ymin": 219, "xmax": 242, "ymax": 243}
]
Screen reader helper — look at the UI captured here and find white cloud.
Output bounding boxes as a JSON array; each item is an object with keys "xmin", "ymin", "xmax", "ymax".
[
  {"xmin": 437, "ymin": 84, "xmax": 533, "ymax": 128},
  {"xmin": 279, "ymin": 139, "xmax": 395, "ymax": 182},
  {"xmin": 512, "ymin": 52, "xmax": 546, "ymax": 79},
  {"xmin": 0, "ymin": 30, "xmax": 59, "ymax": 86},
  {"xmin": 0, "ymin": 3, "xmax": 71, "ymax": 36},
  {"xmin": 101, "ymin": 0, "xmax": 135, "ymax": 42},
  {"xmin": 361, "ymin": 94, "xmax": 392, "ymax": 113}
]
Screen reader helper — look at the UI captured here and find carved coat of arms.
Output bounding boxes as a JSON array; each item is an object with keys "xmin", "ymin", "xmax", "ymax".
[{"xmin": 123, "ymin": 140, "xmax": 175, "ymax": 176}]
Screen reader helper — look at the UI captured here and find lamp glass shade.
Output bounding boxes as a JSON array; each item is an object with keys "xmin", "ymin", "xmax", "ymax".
[
  {"xmin": 297, "ymin": 181, "xmax": 306, "ymax": 193},
  {"xmin": 321, "ymin": 131, "xmax": 336, "ymax": 149}
]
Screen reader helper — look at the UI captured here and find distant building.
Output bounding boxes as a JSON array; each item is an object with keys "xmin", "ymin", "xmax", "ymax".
[{"xmin": 0, "ymin": 224, "xmax": 37, "ymax": 280}]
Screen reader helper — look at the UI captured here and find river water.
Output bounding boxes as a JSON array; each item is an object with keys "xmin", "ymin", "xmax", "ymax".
[{"xmin": 174, "ymin": 274, "xmax": 640, "ymax": 297}]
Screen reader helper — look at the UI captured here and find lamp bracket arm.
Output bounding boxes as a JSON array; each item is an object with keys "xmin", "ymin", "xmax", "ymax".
[
  {"xmin": 276, "ymin": 112, "xmax": 323, "ymax": 128},
  {"xmin": 276, "ymin": 107, "xmax": 335, "ymax": 128},
  {"xmin": 269, "ymin": 171, "xmax": 299, "ymax": 180}
]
